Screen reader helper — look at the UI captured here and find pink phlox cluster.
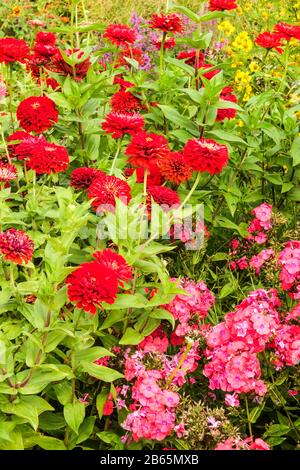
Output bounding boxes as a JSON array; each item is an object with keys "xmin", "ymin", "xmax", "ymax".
[
  {"xmin": 278, "ymin": 241, "xmax": 300, "ymax": 298},
  {"xmin": 215, "ymin": 437, "xmax": 270, "ymax": 450},
  {"xmin": 138, "ymin": 326, "xmax": 169, "ymax": 353},
  {"xmin": 249, "ymin": 248, "xmax": 274, "ymax": 274}
]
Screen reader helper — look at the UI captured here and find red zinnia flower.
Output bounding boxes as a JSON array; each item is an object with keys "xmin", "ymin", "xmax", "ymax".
[
  {"xmin": 274, "ymin": 22, "xmax": 300, "ymax": 41},
  {"xmin": 152, "ymin": 36, "xmax": 176, "ymax": 50},
  {"xmin": 125, "ymin": 165, "xmax": 164, "ymax": 186},
  {"xmin": 183, "ymin": 138, "xmax": 229, "ymax": 175},
  {"xmin": 66, "ymin": 261, "xmax": 118, "ymax": 314},
  {"xmin": 102, "ymin": 112, "xmax": 145, "ymax": 139},
  {"xmin": 147, "ymin": 185, "xmax": 180, "ymax": 211},
  {"xmin": 149, "ymin": 13, "xmax": 183, "ymax": 34},
  {"xmin": 177, "ymin": 49, "xmax": 204, "ymax": 67},
  {"xmin": 0, "ymin": 38, "xmax": 29, "ymax": 64},
  {"xmin": 111, "ymin": 90, "xmax": 142, "ymax": 114},
  {"xmin": 7, "ymin": 131, "xmax": 32, "ymax": 157},
  {"xmin": 126, "ymin": 131, "xmax": 170, "ymax": 170},
  {"xmin": 35, "ymin": 32, "xmax": 56, "ymax": 46},
  {"xmin": 26, "ymin": 141, "xmax": 70, "ymax": 175},
  {"xmin": 93, "ymin": 248, "xmax": 133, "ymax": 285},
  {"xmin": 88, "ymin": 174, "xmax": 131, "ymax": 212},
  {"xmin": 16, "ymin": 96, "xmax": 58, "ymax": 133},
  {"xmin": 117, "ymin": 46, "xmax": 146, "ymax": 68},
  {"xmin": 33, "ymin": 32, "xmax": 58, "ymax": 58},
  {"xmin": 159, "ymin": 151, "xmax": 192, "ymax": 184},
  {"xmin": 0, "ymin": 162, "xmax": 17, "ymax": 182},
  {"xmin": 208, "ymin": 0, "xmax": 238, "ymax": 11},
  {"xmin": 70, "ymin": 167, "xmax": 105, "ymax": 191},
  {"xmin": 12, "ymin": 135, "xmax": 47, "ymax": 161},
  {"xmin": 0, "ymin": 228, "xmax": 34, "ymax": 264},
  {"xmin": 103, "ymin": 24, "xmax": 136, "ymax": 46},
  {"xmin": 113, "ymin": 75, "xmax": 134, "ymax": 90},
  {"xmin": 216, "ymin": 86, "xmax": 237, "ymax": 122},
  {"xmin": 50, "ymin": 49, "xmax": 91, "ymax": 80},
  {"xmin": 199, "ymin": 63, "xmax": 221, "ymax": 80},
  {"xmin": 255, "ymin": 32, "xmax": 283, "ymax": 53}
]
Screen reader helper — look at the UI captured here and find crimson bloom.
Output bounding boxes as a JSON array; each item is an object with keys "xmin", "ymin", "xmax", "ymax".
[
  {"xmin": 177, "ymin": 49, "xmax": 204, "ymax": 67},
  {"xmin": 159, "ymin": 151, "xmax": 192, "ymax": 184},
  {"xmin": 50, "ymin": 49, "xmax": 91, "ymax": 80},
  {"xmin": 7, "ymin": 131, "xmax": 32, "ymax": 157},
  {"xmin": 26, "ymin": 141, "xmax": 70, "ymax": 175},
  {"xmin": 274, "ymin": 22, "xmax": 300, "ymax": 41},
  {"xmin": 149, "ymin": 13, "xmax": 183, "ymax": 34},
  {"xmin": 66, "ymin": 261, "xmax": 118, "ymax": 314},
  {"xmin": 93, "ymin": 249, "xmax": 133, "ymax": 285},
  {"xmin": 255, "ymin": 32, "xmax": 283, "ymax": 53},
  {"xmin": 199, "ymin": 63, "xmax": 221, "ymax": 80},
  {"xmin": 208, "ymin": 0, "xmax": 238, "ymax": 11},
  {"xmin": 102, "ymin": 112, "xmax": 145, "ymax": 139},
  {"xmin": 0, "ymin": 38, "xmax": 29, "ymax": 64},
  {"xmin": 16, "ymin": 96, "xmax": 58, "ymax": 133},
  {"xmin": 88, "ymin": 174, "xmax": 132, "ymax": 212},
  {"xmin": 152, "ymin": 37, "xmax": 176, "ymax": 50},
  {"xmin": 147, "ymin": 185, "xmax": 180, "ymax": 211},
  {"xmin": 216, "ymin": 86, "xmax": 237, "ymax": 122},
  {"xmin": 0, "ymin": 228, "xmax": 34, "ymax": 264},
  {"xmin": 12, "ymin": 134, "xmax": 47, "ymax": 161},
  {"xmin": 33, "ymin": 32, "xmax": 58, "ymax": 58},
  {"xmin": 126, "ymin": 132, "xmax": 170, "ymax": 170},
  {"xmin": 0, "ymin": 162, "xmax": 17, "ymax": 182},
  {"xmin": 103, "ymin": 24, "xmax": 136, "ymax": 46},
  {"xmin": 70, "ymin": 167, "xmax": 105, "ymax": 191},
  {"xmin": 183, "ymin": 138, "xmax": 229, "ymax": 175},
  {"xmin": 111, "ymin": 90, "xmax": 142, "ymax": 114},
  {"xmin": 113, "ymin": 75, "xmax": 134, "ymax": 90}
]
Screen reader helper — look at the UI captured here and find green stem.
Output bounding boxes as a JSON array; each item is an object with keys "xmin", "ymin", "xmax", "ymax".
[
  {"xmin": 177, "ymin": 172, "xmax": 201, "ymax": 212},
  {"xmin": 245, "ymin": 396, "xmax": 253, "ymax": 438},
  {"xmin": 159, "ymin": 32, "xmax": 167, "ymax": 75},
  {"xmin": 110, "ymin": 137, "xmax": 122, "ymax": 175}
]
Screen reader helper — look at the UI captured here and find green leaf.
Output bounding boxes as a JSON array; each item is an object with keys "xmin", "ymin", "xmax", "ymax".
[
  {"xmin": 172, "ymin": 5, "xmax": 200, "ymax": 22},
  {"xmin": 81, "ymin": 362, "xmax": 123, "ymax": 382},
  {"xmin": 211, "ymin": 253, "xmax": 228, "ymax": 261},
  {"xmin": 76, "ymin": 416, "xmax": 96, "ymax": 444},
  {"xmin": 158, "ymin": 105, "xmax": 199, "ymax": 135},
  {"xmin": 74, "ymin": 347, "xmax": 114, "ymax": 365},
  {"xmin": 96, "ymin": 388, "xmax": 110, "ymax": 420},
  {"xmin": 264, "ymin": 173, "xmax": 283, "ymax": 185},
  {"xmin": 64, "ymin": 401, "xmax": 85, "ymax": 434},
  {"xmin": 219, "ymin": 282, "xmax": 236, "ymax": 299},
  {"xmin": 119, "ymin": 327, "xmax": 145, "ymax": 345},
  {"xmin": 249, "ymin": 403, "xmax": 265, "ymax": 423},
  {"xmin": 264, "ymin": 424, "xmax": 290, "ymax": 437},
  {"xmin": 39, "ymin": 412, "xmax": 66, "ymax": 431},
  {"xmin": 30, "ymin": 435, "xmax": 66, "ymax": 450},
  {"xmin": 206, "ymin": 130, "xmax": 248, "ymax": 146},
  {"xmin": 291, "ymin": 135, "xmax": 300, "ymax": 166},
  {"xmin": 103, "ymin": 293, "xmax": 147, "ymax": 310},
  {"xmin": 149, "ymin": 308, "xmax": 175, "ymax": 329}
]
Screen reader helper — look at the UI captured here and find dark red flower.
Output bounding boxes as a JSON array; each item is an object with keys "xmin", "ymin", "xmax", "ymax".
[
  {"xmin": 0, "ymin": 38, "xmax": 29, "ymax": 64},
  {"xmin": 274, "ymin": 22, "xmax": 300, "ymax": 41},
  {"xmin": 26, "ymin": 141, "xmax": 70, "ymax": 175},
  {"xmin": 113, "ymin": 75, "xmax": 134, "ymax": 90},
  {"xmin": 126, "ymin": 131, "xmax": 170, "ymax": 170},
  {"xmin": 102, "ymin": 112, "xmax": 145, "ymax": 139},
  {"xmin": 177, "ymin": 49, "xmax": 204, "ymax": 67},
  {"xmin": 199, "ymin": 63, "xmax": 221, "ymax": 80},
  {"xmin": 111, "ymin": 90, "xmax": 142, "ymax": 114},
  {"xmin": 117, "ymin": 46, "xmax": 146, "ymax": 68},
  {"xmin": 50, "ymin": 49, "xmax": 91, "ymax": 80},
  {"xmin": 12, "ymin": 134, "xmax": 47, "ymax": 161},
  {"xmin": 159, "ymin": 151, "xmax": 192, "ymax": 184},
  {"xmin": 208, "ymin": 0, "xmax": 238, "ymax": 11},
  {"xmin": 16, "ymin": 96, "xmax": 58, "ymax": 133},
  {"xmin": 149, "ymin": 13, "xmax": 183, "ymax": 34},
  {"xmin": 103, "ymin": 400, "xmax": 114, "ymax": 416},
  {"xmin": 103, "ymin": 24, "xmax": 136, "ymax": 46},
  {"xmin": 0, "ymin": 228, "xmax": 34, "ymax": 264},
  {"xmin": 147, "ymin": 185, "xmax": 180, "ymax": 211},
  {"xmin": 33, "ymin": 32, "xmax": 58, "ymax": 58},
  {"xmin": 66, "ymin": 261, "xmax": 118, "ymax": 314},
  {"xmin": 93, "ymin": 248, "xmax": 133, "ymax": 285},
  {"xmin": 255, "ymin": 32, "xmax": 283, "ymax": 53},
  {"xmin": 216, "ymin": 86, "xmax": 237, "ymax": 122},
  {"xmin": 152, "ymin": 36, "xmax": 176, "ymax": 50},
  {"xmin": 183, "ymin": 138, "xmax": 229, "ymax": 175},
  {"xmin": 0, "ymin": 162, "xmax": 17, "ymax": 182},
  {"xmin": 88, "ymin": 174, "xmax": 132, "ymax": 212},
  {"xmin": 125, "ymin": 165, "xmax": 164, "ymax": 186},
  {"xmin": 38, "ymin": 76, "xmax": 60, "ymax": 90},
  {"xmin": 7, "ymin": 131, "xmax": 32, "ymax": 157},
  {"xmin": 70, "ymin": 167, "xmax": 105, "ymax": 191}
]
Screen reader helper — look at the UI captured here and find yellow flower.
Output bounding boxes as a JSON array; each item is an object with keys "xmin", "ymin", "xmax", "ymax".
[
  {"xmin": 237, "ymin": 120, "xmax": 244, "ymax": 127},
  {"xmin": 12, "ymin": 5, "xmax": 22, "ymax": 17},
  {"xmin": 235, "ymin": 70, "xmax": 251, "ymax": 84},
  {"xmin": 237, "ymin": 6, "xmax": 243, "ymax": 15},
  {"xmin": 289, "ymin": 38, "xmax": 299, "ymax": 47},
  {"xmin": 261, "ymin": 11, "xmax": 269, "ymax": 20},
  {"xmin": 295, "ymin": 110, "xmax": 300, "ymax": 120},
  {"xmin": 244, "ymin": 2, "xmax": 252, "ymax": 12},
  {"xmin": 249, "ymin": 61, "xmax": 260, "ymax": 73},
  {"xmin": 218, "ymin": 20, "xmax": 235, "ymax": 36},
  {"xmin": 232, "ymin": 32, "xmax": 253, "ymax": 53}
]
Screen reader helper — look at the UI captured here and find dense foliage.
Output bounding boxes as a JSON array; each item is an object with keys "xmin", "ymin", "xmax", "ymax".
[{"xmin": 0, "ymin": 0, "xmax": 299, "ymax": 451}]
